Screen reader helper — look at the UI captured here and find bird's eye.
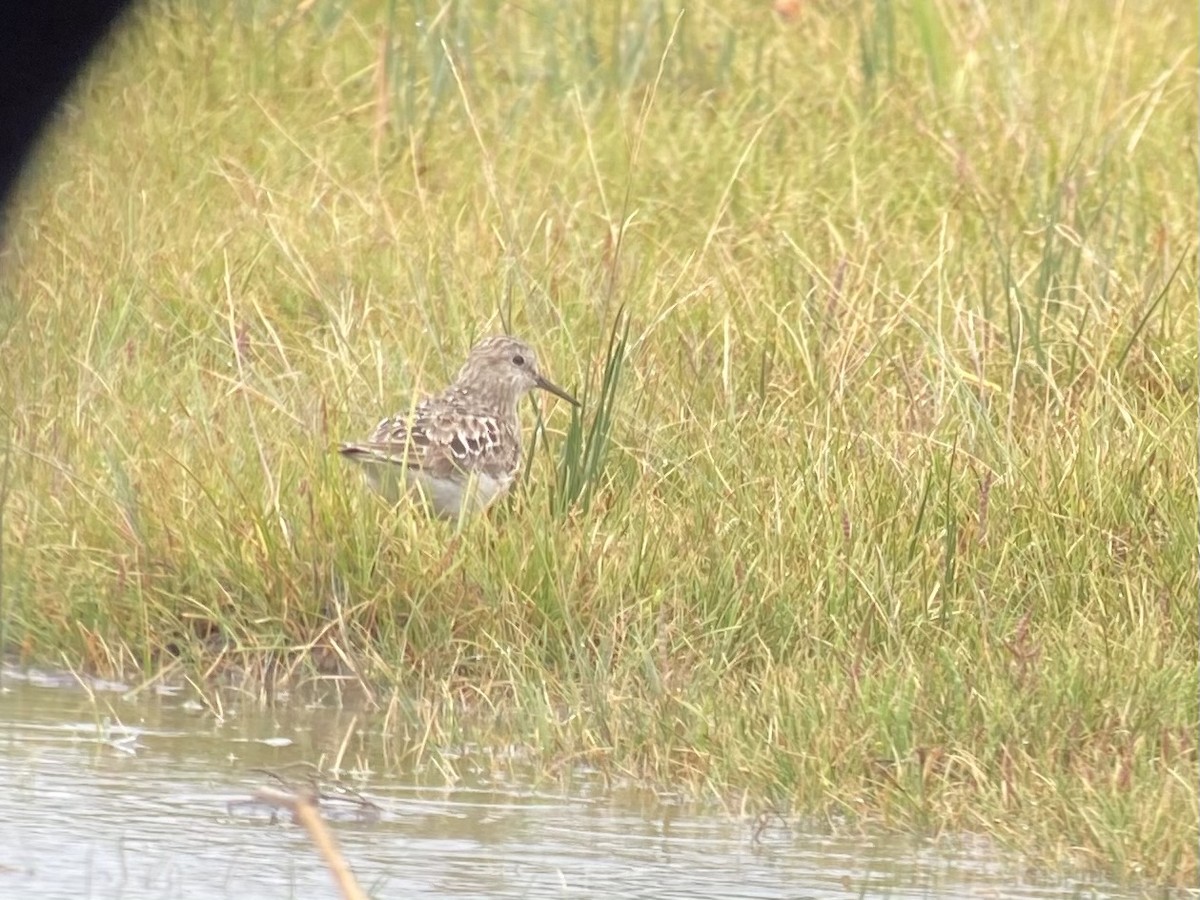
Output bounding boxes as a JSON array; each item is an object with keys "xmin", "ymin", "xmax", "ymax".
[{"xmin": 512, "ymin": 354, "xmax": 525, "ymax": 366}]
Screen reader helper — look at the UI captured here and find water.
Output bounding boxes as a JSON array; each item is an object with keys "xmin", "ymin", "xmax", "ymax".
[{"xmin": 0, "ymin": 667, "xmax": 1161, "ymax": 899}]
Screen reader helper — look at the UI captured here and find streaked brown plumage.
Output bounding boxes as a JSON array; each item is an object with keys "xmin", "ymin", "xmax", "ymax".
[{"xmin": 339, "ymin": 335, "xmax": 578, "ymax": 520}]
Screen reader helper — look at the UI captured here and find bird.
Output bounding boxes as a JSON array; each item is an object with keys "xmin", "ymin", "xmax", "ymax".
[{"xmin": 339, "ymin": 335, "xmax": 579, "ymax": 521}]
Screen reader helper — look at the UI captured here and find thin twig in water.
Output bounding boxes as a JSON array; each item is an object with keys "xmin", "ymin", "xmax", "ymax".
[{"xmin": 252, "ymin": 786, "xmax": 368, "ymax": 900}]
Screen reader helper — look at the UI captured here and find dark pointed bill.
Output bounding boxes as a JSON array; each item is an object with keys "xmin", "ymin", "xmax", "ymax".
[{"xmin": 535, "ymin": 374, "xmax": 580, "ymax": 407}]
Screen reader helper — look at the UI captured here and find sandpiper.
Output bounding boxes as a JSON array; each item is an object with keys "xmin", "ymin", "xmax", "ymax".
[{"xmin": 339, "ymin": 335, "xmax": 579, "ymax": 520}]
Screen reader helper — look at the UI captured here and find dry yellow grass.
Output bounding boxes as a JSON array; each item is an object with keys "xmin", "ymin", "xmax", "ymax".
[{"xmin": 1, "ymin": 0, "xmax": 1195, "ymax": 886}]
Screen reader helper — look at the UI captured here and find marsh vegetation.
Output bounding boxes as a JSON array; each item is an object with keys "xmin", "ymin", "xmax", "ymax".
[{"xmin": 1, "ymin": 0, "xmax": 1195, "ymax": 886}]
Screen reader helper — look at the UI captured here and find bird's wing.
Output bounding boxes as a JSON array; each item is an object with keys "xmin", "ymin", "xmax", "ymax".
[{"xmin": 339, "ymin": 401, "xmax": 513, "ymax": 478}]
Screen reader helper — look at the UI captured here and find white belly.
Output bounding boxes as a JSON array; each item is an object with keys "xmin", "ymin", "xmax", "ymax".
[
  {"xmin": 363, "ymin": 463, "xmax": 511, "ymax": 520},
  {"xmin": 410, "ymin": 470, "xmax": 510, "ymax": 520}
]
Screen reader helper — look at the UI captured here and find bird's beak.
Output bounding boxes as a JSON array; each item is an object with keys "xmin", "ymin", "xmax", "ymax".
[{"xmin": 535, "ymin": 374, "xmax": 581, "ymax": 407}]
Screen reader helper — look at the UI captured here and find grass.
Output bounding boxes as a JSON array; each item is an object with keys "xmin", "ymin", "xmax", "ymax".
[{"xmin": 1, "ymin": 0, "xmax": 1196, "ymax": 887}]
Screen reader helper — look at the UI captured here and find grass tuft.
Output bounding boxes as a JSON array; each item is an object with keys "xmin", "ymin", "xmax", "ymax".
[{"xmin": 552, "ymin": 308, "xmax": 631, "ymax": 518}]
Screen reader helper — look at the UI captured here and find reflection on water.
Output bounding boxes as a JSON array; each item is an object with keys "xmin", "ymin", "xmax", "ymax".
[{"xmin": 0, "ymin": 666, "xmax": 1156, "ymax": 899}]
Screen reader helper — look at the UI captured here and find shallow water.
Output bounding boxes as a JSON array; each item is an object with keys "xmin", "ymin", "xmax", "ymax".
[{"xmin": 0, "ymin": 667, "xmax": 1161, "ymax": 899}]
